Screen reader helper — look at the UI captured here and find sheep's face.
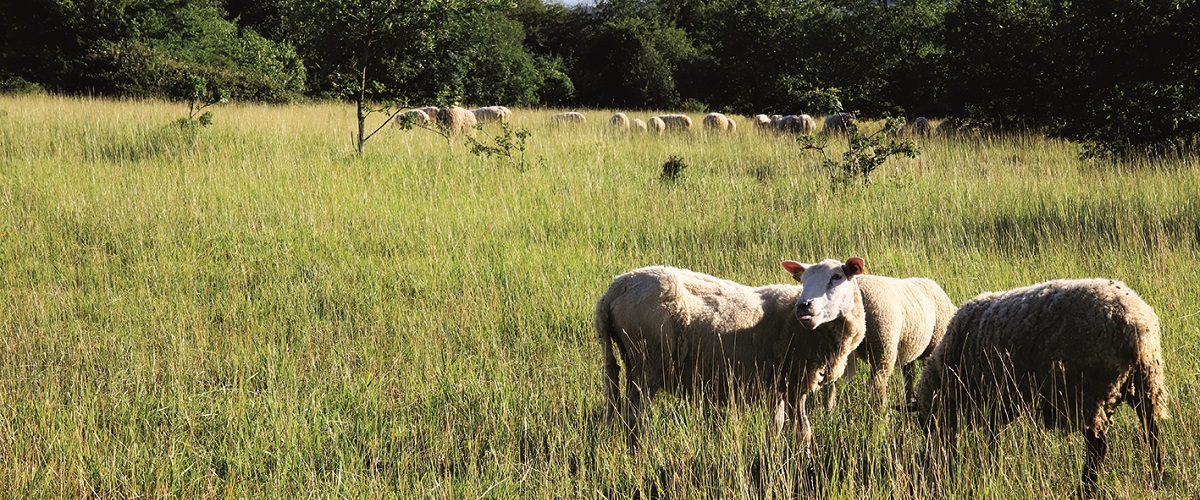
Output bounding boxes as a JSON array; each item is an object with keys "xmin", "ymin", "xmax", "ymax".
[{"xmin": 782, "ymin": 258, "xmax": 865, "ymax": 330}]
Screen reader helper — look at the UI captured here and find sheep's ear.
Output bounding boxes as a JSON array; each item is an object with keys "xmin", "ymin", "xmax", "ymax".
[
  {"xmin": 781, "ymin": 260, "xmax": 807, "ymax": 281},
  {"xmin": 843, "ymin": 257, "xmax": 866, "ymax": 276}
]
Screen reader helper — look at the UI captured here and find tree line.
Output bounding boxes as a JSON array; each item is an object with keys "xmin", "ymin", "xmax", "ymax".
[{"xmin": 2, "ymin": 0, "xmax": 1197, "ymax": 156}]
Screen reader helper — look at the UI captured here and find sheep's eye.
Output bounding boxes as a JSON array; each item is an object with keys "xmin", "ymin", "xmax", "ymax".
[{"xmin": 832, "ymin": 274, "xmax": 843, "ymax": 281}]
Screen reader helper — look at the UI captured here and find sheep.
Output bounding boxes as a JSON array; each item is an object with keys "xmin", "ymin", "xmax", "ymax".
[
  {"xmin": 609, "ymin": 112, "xmax": 631, "ymax": 129},
  {"xmin": 727, "ymin": 115, "xmax": 737, "ymax": 132},
  {"xmin": 392, "ymin": 109, "xmax": 431, "ymax": 128},
  {"xmin": 436, "ymin": 106, "xmax": 477, "ymax": 135},
  {"xmin": 910, "ymin": 116, "xmax": 932, "ymax": 137},
  {"xmin": 551, "ymin": 111, "xmax": 586, "ymax": 124},
  {"xmin": 416, "ymin": 106, "xmax": 440, "ymax": 118},
  {"xmin": 777, "ymin": 114, "xmax": 817, "ymax": 135},
  {"xmin": 752, "ymin": 114, "xmax": 772, "ymax": 131},
  {"xmin": 631, "ymin": 118, "xmax": 648, "ymax": 132},
  {"xmin": 823, "ymin": 112, "xmax": 857, "ymax": 135},
  {"xmin": 820, "ymin": 272, "xmax": 957, "ymax": 409},
  {"xmin": 702, "ymin": 112, "xmax": 733, "ymax": 132},
  {"xmin": 655, "ymin": 114, "xmax": 693, "ymax": 131},
  {"xmin": 906, "ymin": 279, "xmax": 1167, "ymax": 497},
  {"xmin": 597, "ymin": 258, "xmax": 868, "ymax": 448},
  {"xmin": 472, "ymin": 106, "xmax": 509, "ymax": 124},
  {"xmin": 647, "ymin": 116, "xmax": 666, "ymax": 134}
]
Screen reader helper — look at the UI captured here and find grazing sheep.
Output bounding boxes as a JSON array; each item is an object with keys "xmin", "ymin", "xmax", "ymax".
[
  {"xmin": 753, "ymin": 114, "xmax": 772, "ymax": 131},
  {"xmin": 910, "ymin": 116, "xmax": 932, "ymax": 137},
  {"xmin": 702, "ymin": 112, "xmax": 733, "ymax": 132},
  {"xmin": 656, "ymin": 114, "xmax": 693, "ymax": 131},
  {"xmin": 908, "ymin": 279, "xmax": 1167, "ymax": 497},
  {"xmin": 437, "ymin": 106, "xmax": 478, "ymax": 135},
  {"xmin": 727, "ymin": 116, "xmax": 737, "ymax": 132},
  {"xmin": 494, "ymin": 105, "xmax": 513, "ymax": 121},
  {"xmin": 647, "ymin": 116, "xmax": 666, "ymax": 134},
  {"xmin": 472, "ymin": 106, "xmax": 509, "ymax": 124},
  {"xmin": 551, "ymin": 111, "xmax": 586, "ymax": 124},
  {"xmin": 823, "ymin": 112, "xmax": 857, "ymax": 135},
  {"xmin": 416, "ymin": 106, "xmax": 440, "ymax": 118},
  {"xmin": 631, "ymin": 118, "xmax": 648, "ymax": 132},
  {"xmin": 821, "ymin": 273, "xmax": 956, "ymax": 409},
  {"xmin": 392, "ymin": 109, "xmax": 431, "ymax": 128},
  {"xmin": 770, "ymin": 114, "xmax": 783, "ymax": 127},
  {"xmin": 597, "ymin": 258, "xmax": 868, "ymax": 448},
  {"xmin": 777, "ymin": 114, "xmax": 817, "ymax": 135},
  {"xmin": 609, "ymin": 112, "xmax": 631, "ymax": 129}
]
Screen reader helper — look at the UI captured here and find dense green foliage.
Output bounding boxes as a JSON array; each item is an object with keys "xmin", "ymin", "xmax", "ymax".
[{"xmin": 2, "ymin": 1, "xmax": 1199, "ymax": 151}]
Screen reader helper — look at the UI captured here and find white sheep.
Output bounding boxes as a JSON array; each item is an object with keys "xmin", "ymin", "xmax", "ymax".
[
  {"xmin": 777, "ymin": 114, "xmax": 817, "ymax": 135},
  {"xmin": 436, "ymin": 106, "xmax": 477, "ymax": 135},
  {"xmin": 753, "ymin": 112, "xmax": 772, "ymax": 129},
  {"xmin": 647, "ymin": 116, "xmax": 666, "ymax": 134},
  {"xmin": 655, "ymin": 114, "xmax": 693, "ymax": 131},
  {"xmin": 609, "ymin": 112, "xmax": 631, "ymax": 129},
  {"xmin": 908, "ymin": 278, "xmax": 1168, "ymax": 497},
  {"xmin": 823, "ymin": 112, "xmax": 857, "ymax": 135},
  {"xmin": 631, "ymin": 118, "xmax": 648, "ymax": 132},
  {"xmin": 820, "ymin": 272, "xmax": 957, "ymax": 409},
  {"xmin": 597, "ymin": 258, "xmax": 868, "ymax": 448},
  {"xmin": 702, "ymin": 112, "xmax": 733, "ymax": 132},
  {"xmin": 472, "ymin": 106, "xmax": 509, "ymax": 124},
  {"xmin": 392, "ymin": 109, "xmax": 431, "ymax": 128},
  {"xmin": 551, "ymin": 111, "xmax": 586, "ymax": 124}
]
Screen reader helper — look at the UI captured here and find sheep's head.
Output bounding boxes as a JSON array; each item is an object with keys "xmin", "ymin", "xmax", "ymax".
[{"xmin": 781, "ymin": 257, "xmax": 865, "ymax": 330}]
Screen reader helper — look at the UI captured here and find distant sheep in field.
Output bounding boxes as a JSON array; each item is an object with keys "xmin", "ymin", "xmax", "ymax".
[
  {"xmin": 597, "ymin": 258, "xmax": 868, "ymax": 448},
  {"xmin": 702, "ymin": 112, "xmax": 735, "ymax": 132},
  {"xmin": 647, "ymin": 116, "xmax": 666, "ymax": 134},
  {"xmin": 632, "ymin": 118, "xmax": 648, "ymax": 132},
  {"xmin": 551, "ymin": 112, "xmax": 586, "ymax": 124},
  {"xmin": 777, "ymin": 114, "xmax": 817, "ymax": 135},
  {"xmin": 821, "ymin": 271, "xmax": 956, "ymax": 409},
  {"xmin": 910, "ymin": 116, "xmax": 932, "ymax": 137},
  {"xmin": 823, "ymin": 112, "xmax": 857, "ymax": 135},
  {"xmin": 437, "ymin": 106, "xmax": 477, "ymax": 135},
  {"xmin": 609, "ymin": 112, "xmax": 631, "ymax": 129},
  {"xmin": 472, "ymin": 106, "xmax": 509, "ymax": 124},
  {"xmin": 905, "ymin": 278, "xmax": 1168, "ymax": 498},
  {"xmin": 753, "ymin": 114, "xmax": 772, "ymax": 131},
  {"xmin": 392, "ymin": 109, "xmax": 431, "ymax": 128},
  {"xmin": 416, "ymin": 106, "xmax": 440, "ymax": 118},
  {"xmin": 656, "ymin": 114, "xmax": 693, "ymax": 131}
]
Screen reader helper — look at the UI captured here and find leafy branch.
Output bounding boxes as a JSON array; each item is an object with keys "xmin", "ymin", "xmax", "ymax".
[
  {"xmin": 464, "ymin": 122, "xmax": 536, "ymax": 171},
  {"xmin": 800, "ymin": 116, "xmax": 919, "ymax": 188}
]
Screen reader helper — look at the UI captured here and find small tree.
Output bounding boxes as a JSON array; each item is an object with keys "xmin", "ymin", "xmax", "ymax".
[
  {"xmin": 291, "ymin": 0, "xmax": 503, "ymax": 155},
  {"xmin": 464, "ymin": 122, "xmax": 536, "ymax": 171},
  {"xmin": 176, "ymin": 75, "xmax": 227, "ymax": 127},
  {"xmin": 800, "ymin": 117, "xmax": 919, "ymax": 188}
]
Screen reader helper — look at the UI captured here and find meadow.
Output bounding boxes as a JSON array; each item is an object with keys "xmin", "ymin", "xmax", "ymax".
[{"xmin": 1, "ymin": 94, "xmax": 1198, "ymax": 498}]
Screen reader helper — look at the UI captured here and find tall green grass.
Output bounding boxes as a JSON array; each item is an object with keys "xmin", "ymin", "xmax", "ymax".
[{"xmin": 1, "ymin": 94, "xmax": 1198, "ymax": 497}]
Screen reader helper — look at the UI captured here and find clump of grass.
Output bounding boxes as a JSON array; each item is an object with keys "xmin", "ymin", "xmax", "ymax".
[{"xmin": 660, "ymin": 155, "xmax": 688, "ymax": 183}]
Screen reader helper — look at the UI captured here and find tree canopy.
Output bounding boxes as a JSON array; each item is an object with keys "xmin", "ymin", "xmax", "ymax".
[{"xmin": 2, "ymin": 0, "xmax": 1197, "ymax": 156}]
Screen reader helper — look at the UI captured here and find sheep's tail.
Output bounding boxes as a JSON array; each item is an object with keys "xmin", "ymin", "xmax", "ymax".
[
  {"xmin": 596, "ymin": 291, "xmax": 623, "ymax": 423},
  {"xmin": 1129, "ymin": 319, "xmax": 1168, "ymax": 479}
]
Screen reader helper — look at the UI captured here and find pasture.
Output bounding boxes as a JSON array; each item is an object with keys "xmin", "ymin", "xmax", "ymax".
[{"xmin": 1, "ymin": 94, "xmax": 1198, "ymax": 497}]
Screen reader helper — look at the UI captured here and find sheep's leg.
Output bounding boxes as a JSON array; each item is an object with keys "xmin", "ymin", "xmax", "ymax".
[
  {"xmin": 624, "ymin": 380, "xmax": 647, "ymax": 451},
  {"xmin": 821, "ymin": 382, "xmax": 837, "ymax": 411},
  {"xmin": 901, "ymin": 362, "xmax": 918, "ymax": 406},
  {"xmin": 793, "ymin": 393, "xmax": 812, "ymax": 447},
  {"xmin": 602, "ymin": 353, "xmax": 622, "ymax": 423},
  {"xmin": 868, "ymin": 351, "xmax": 897, "ymax": 406},
  {"xmin": 1131, "ymin": 384, "xmax": 1163, "ymax": 486},
  {"xmin": 772, "ymin": 395, "xmax": 788, "ymax": 437},
  {"xmin": 1080, "ymin": 428, "xmax": 1108, "ymax": 499}
]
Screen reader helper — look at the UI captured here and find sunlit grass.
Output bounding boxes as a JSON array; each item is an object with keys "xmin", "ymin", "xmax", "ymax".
[{"xmin": 1, "ymin": 94, "xmax": 1198, "ymax": 497}]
